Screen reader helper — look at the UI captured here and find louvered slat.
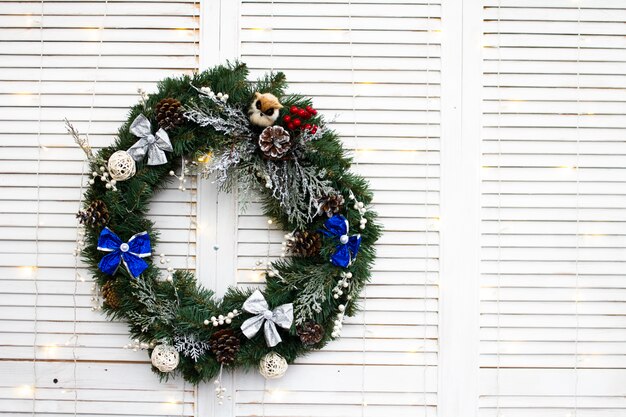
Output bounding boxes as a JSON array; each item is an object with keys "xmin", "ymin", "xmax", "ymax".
[
  {"xmin": 0, "ymin": 1, "xmax": 199, "ymax": 415},
  {"xmin": 480, "ymin": 1, "xmax": 626, "ymax": 416},
  {"xmin": 236, "ymin": 1, "xmax": 441, "ymax": 416}
]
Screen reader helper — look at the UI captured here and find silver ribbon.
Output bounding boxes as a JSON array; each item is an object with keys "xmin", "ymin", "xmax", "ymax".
[
  {"xmin": 127, "ymin": 114, "xmax": 173, "ymax": 166},
  {"xmin": 240, "ymin": 290, "xmax": 293, "ymax": 347}
]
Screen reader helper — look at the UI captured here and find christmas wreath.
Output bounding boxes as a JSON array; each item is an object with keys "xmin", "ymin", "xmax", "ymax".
[{"xmin": 71, "ymin": 62, "xmax": 381, "ymax": 390}]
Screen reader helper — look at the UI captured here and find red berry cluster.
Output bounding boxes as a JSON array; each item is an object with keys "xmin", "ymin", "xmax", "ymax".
[{"xmin": 283, "ymin": 105, "xmax": 318, "ymax": 133}]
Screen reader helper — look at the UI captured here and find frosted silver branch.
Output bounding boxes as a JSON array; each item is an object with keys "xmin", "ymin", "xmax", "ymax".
[{"xmin": 266, "ymin": 159, "xmax": 334, "ymax": 229}]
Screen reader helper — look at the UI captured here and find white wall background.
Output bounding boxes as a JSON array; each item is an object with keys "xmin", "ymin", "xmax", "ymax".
[{"xmin": 1, "ymin": 1, "xmax": 625, "ymax": 417}]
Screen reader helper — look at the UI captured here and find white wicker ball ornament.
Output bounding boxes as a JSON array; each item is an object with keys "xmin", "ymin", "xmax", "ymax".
[
  {"xmin": 258, "ymin": 352, "xmax": 288, "ymax": 379},
  {"xmin": 151, "ymin": 344, "xmax": 180, "ymax": 373},
  {"xmin": 107, "ymin": 150, "xmax": 136, "ymax": 181}
]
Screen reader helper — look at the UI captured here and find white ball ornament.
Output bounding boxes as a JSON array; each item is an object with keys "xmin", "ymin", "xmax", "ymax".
[
  {"xmin": 107, "ymin": 150, "xmax": 136, "ymax": 181},
  {"xmin": 151, "ymin": 344, "xmax": 179, "ymax": 373},
  {"xmin": 259, "ymin": 352, "xmax": 288, "ymax": 379}
]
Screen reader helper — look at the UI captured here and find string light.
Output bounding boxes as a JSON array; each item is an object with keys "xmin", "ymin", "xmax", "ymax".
[
  {"xmin": 495, "ymin": 2, "xmax": 503, "ymax": 415},
  {"xmin": 572, "ymin": 3, "xmax": 582, "ymax": 416},
  {"xmin": 182, "ymin": 3, "xmax": 200, "ymax": 412},
  {"xmin": 169, "ymin": 158, "xmax": 189, "ymax": 191},
  {"xmin": 19, "ymin": 266, "xmax": 37, "ymax": 276},
  {"xmin": 423, "ymin": 1, "xmax": 432, "ymax": 414},
  {"xmin": 262, "ymin": 2, "xmax": 277, "ymax": 414},
  {"xmin": 71, "ymin": 3, "xmax": 110, "ymax": 416},
  {"xmin": 31, "ymin": 0, "xmax": 45, "ymax": 413},
  {"xmin": 17, "ymin": 385, "xmax": 35, "ymax": 398},
  {"xmin": 342, "ymin": 1, "xmax": 370, "ymax": 414}
]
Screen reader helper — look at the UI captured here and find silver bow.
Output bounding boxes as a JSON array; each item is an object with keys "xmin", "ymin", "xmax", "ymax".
[
  {"xmin": 240, "ymin": 290, "xmax": 293, "ymax": 347},
  {"xmin": 127, "ymin": 114, "xmax": 173, "ymax": 166}
]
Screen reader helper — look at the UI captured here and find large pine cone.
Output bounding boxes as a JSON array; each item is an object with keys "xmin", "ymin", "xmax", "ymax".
[
  {"xmin": 317, "ymin": 193, "xmax": 344, "ymax": 217},
  {"xmin": 287, "ymin": 231, "xmax": 322, "ymax": 257},
  {"xmin": 101, "ymin": 280, "xmax": 121, "ymax": 310},
  {"xmin": 297, "ymin": 322, "xmax": 325, "ymax": 345},
  {"xmin": 155, "ymin": 98, "xmax": 184, "ymax": 131},
  {"xmin": 76, "ymin": 200, "xmax": 109, "ymax": 227},
  {"xmin": 259, "ymin": 126, "xmax": 292, "ymax": 160},
  {"xmin": 209, "ymin": 329, "xmax": 241, "ymax": 365}
]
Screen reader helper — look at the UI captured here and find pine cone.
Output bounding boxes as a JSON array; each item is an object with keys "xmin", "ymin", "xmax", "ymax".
[
  {"xmin": 101, "ymin": 280, "xmax": 121, "ymax": 310},
  {"xmin": 155, "ymin": 98, "xmax": 184, "ymax": 131},
  {"xmin": 317, "ymin": 193, "xmax": 344, "ymax": 217},
  {"xmin": 297, "ymin": 322, "xmax": 325, "ymax": 345},
  {"xmin": 259, "ymin": 126, "xmax": 292, "ymax": 160},
  {"xmin": 287, "ymin": 231, "xmax": 322, "ymax": 257},
  {"xmin": 209, "ymin": 329, "xmax": 240, "ymax": 365},
  {"xmin": 76, "ymin": 200, "xmax": 109, "ymax": 227}
]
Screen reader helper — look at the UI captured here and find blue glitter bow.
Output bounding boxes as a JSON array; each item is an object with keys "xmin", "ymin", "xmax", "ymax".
[
  {"xmin": 97, "ymin": 227, "xmax": 151, "ymax": 278},
  {"xmin": 322, "ymin": 215, "xmax": 361, "ymax": 268}
]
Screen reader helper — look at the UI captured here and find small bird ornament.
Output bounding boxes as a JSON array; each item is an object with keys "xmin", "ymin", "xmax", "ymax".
[{"xmin": 248, "ymin": 92, "xmax": 283, "ymax": 127}]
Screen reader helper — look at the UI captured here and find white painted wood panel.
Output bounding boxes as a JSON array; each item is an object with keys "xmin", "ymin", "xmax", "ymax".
[
  {"xmin": 479, "ymin": 1, "xmax": 626, "ymax": 416},
  {"xmin": 0, "ymin": 1, "xmax": 199, "ymax": 415},
  {"xmin": 230, "ymin": 1, "xmax": 442, "ymax": 416},
  {"xmin": 4, "ymin": 0, "xmax": 624, "ymax": 416}
]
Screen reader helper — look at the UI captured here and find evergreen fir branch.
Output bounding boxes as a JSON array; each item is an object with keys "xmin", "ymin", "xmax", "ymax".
[{"xmin": 76, "ymin": 62, "xmax": 383, "ymax": 385}]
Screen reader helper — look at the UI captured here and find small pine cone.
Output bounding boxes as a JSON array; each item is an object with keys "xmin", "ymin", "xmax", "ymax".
[
  {"xmin": 259, "ymin": 126, "xmax": 292, "ymax": 160},
  {"xmin": 101, "ymin": 280, "xmax": 121, "ymax": 310},
  {"xmin": 287, "ymin": 231, "xmax": 322, "ymax": 257},
  {"xmin": 155, "ymin": 98, "xmax": 184, "ymax": 131},
  {"xmin": 209, "ymin": 329, "xmax": 241, "ymax": 365},
  {"xmin": 297, "ymin": 322, "xmax": 325, "ymax": 346},
  {"xmin": 76, "ymin": 199, "xmax": 109, "ymax": 227},
  {"xmin": 317, "ymin": 193, "xmax": 345, "ymax": 217}
]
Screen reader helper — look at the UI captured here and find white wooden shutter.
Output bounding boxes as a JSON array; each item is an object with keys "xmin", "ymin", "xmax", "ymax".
[
  {"xmin": 233, "ymin": 1, "xmax": 442, "ymax": 416},
  {"xmin": 480, "ymin": 1, "xmax": 626, "ymax": 415},
  {"xmin": 0, "ymin": 1, "xmax": 199, "ymax": 415}
]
